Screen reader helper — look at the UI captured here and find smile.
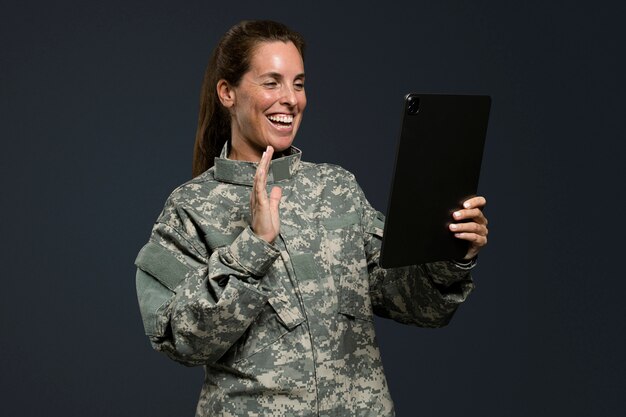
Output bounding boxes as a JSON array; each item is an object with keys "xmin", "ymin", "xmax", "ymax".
[{"xmin": 267, "ymin": 114, "xmax": 294, "ymax": 127}]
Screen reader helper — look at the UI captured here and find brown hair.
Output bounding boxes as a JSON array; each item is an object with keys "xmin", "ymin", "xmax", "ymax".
[{"xmin": 192, "ymin": 20, "xmax": 306, "ymax": 177}]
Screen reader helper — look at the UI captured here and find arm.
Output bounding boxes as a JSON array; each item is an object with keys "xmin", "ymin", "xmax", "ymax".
[
  {"xmin": 135, "ymin": 148, "xmax": 284, "ymax": 366},
  {"xmin": 135, "ymin": 209, "xmax": 280, "ymax": 366},
  {"xmin": 351, "ymin": 180, "xmax": 476, "ymax": 328}
]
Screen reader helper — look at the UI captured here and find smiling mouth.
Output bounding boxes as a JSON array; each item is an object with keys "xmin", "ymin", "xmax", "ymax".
[{"xmin": 267, "ymin": 114, "xmax": 294, "ymax": 129}]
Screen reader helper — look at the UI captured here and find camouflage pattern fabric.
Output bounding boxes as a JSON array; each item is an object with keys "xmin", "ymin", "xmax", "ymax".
[{"xmin": 135, "ymin": 144, "xmax": 475, "ymax": 417}]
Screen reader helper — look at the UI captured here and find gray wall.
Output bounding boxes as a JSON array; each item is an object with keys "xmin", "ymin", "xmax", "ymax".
[{"xmin": 1, "ymin": 0, "xmax": 624, "ymax": 415}]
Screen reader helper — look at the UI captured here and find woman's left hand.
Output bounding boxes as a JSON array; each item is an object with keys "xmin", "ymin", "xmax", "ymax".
[{"xmin": 449, "ymin": 196, "xmax": 489, "ymax": 260}]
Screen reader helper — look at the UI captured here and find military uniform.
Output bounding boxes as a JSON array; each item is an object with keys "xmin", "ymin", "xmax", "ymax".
[{"xmin": 135, "ymin": 145, "xmax": 475, "ymax": 417}]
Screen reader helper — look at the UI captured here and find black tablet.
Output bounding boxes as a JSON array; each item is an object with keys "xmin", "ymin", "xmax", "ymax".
[{"xmin": 379, "ymin": 94, "xmax": 491, "ymax": 268}]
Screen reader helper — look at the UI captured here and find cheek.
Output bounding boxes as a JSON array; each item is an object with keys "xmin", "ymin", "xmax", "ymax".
[
  {"xmin": 298, "ymin": 94, "xmax": 307, "ymax": 111},
  {"xmin": 256, "ymin": 91, "xmax": 277, "ymax": 110}
]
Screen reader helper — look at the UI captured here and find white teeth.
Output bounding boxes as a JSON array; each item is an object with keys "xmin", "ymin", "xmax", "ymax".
[{"xmin": 267, "ymin": 114, "xmax": 293, "ymax": 124}]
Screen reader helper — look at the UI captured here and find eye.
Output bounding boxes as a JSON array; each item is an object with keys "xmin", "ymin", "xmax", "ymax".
[
  {"xmin": 263, "ymin": 81, "xmax": 278, "ymax": 88},
  {"xmin": 294, "ymin": 81, "xmax": 305, "ymax": 91}
]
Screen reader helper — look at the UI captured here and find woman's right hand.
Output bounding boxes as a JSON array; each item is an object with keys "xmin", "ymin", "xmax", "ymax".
[{"xmin": 250, "ymin": 146, "xmax": 282, "ymax": 244}]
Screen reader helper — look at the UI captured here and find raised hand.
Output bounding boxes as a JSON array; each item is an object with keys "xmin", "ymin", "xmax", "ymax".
[{"xmin": 250, "ymin": 146, "xmax": 282, "ymax": 244}]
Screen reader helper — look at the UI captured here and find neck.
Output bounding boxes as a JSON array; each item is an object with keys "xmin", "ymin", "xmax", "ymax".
[
  {"xmin": 228, "ymin": 148, "xmax": 259, "ymax": 162},
  {"xmin": 228, "ymin": 137, "xmax": 263, "ymax": 162},
  {"xmin": 228, "ymin": 140, "xmax": 288, "ymax": 162}
]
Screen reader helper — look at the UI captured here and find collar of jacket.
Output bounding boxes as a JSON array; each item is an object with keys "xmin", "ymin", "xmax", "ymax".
[{"xmin": 213, "ymin": 142, "xmax": 302, "ymax": 186}]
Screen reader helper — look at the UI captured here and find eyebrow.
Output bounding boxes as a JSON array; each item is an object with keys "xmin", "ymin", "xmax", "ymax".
[{"xmin": 259, "ymin": 71, "xmax": 306, "ymax": 79}]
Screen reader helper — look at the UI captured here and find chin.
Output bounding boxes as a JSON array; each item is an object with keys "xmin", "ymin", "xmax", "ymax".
[{"xmin": 269, "ymin": 137, "xmax": 296, "ymax": 153}]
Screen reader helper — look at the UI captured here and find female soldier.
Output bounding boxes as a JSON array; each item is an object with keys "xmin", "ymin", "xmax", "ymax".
[{"xmin": 135, "ymin": 20, "xmax": 488, "ymax": 417}]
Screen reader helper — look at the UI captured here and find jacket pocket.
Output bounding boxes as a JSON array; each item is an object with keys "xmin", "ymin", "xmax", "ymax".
[
  {"xmin": 135, "ymin": 241, "xmax": 192, "ymax": 337},
  {"xmin": 229, "ymin": 270, "xmax": 306, "ymax": 363},
  {"xmin": 320, "ymin": 213, "xmax": 374, "ymax": 322}
]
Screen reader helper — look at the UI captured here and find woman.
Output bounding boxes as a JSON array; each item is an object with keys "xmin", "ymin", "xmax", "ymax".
[{"xmin": 135, "ymin": 20, "xmax": 488, "ymax": 417}]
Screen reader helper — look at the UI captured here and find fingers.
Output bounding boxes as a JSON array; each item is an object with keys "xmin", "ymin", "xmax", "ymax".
[
  {"xmin": 462, "ymin": 196, "xmax": 487, "ymax": 209},
  {"xmin": 453, "ymin": 231, "xmax": 488, "ymax": 246},
  {"xmin": 253, "ymin": 147, "xmax": 274, "ymax": 208},
  {"xmin": 450, "ymin": 209, "xmax": 489, "ymax": 242},
  {"xmin": 452, "ymin": 196, "xmax": 489, "ymax": 259},
  {"xmin": 265, "ymin": 148, "xmax": 281, "ymax": 220},
  {"xmin": 453, "ymin": 196, "xmax": 488, "ymax": 225},
  {"xmin": 452, "ymin": 208, "xmax": 488, "ymax": 225},
  {"xmin": 269, "ymin": 186, "xmax": 282, "ymax": 219},
  {"xmin": 449, "ymin": 221, "xmax": 488, "ymax": 236},
  {"xmin": 452, "ymin": 230, "xmax": 488, "ymax": 242},
  {"xmin": 450, "ymin": 220, "xmax": 488, "ymax": 260},
  {"xmin": 250, "ymin": 146, "xmax": 281, "ymax": 244},
  {"xmin": 254, "ymin": 160, "xmax": 265, "ymax": 204},
  {"xmin": 269, "ymin": 186, "xmax": 282, "ymax": 207}
]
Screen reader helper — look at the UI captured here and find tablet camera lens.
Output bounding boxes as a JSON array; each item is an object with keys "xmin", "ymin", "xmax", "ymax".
[{"xmin": 407, "ymin": 96, "xmax": 420, "ymax": 115}]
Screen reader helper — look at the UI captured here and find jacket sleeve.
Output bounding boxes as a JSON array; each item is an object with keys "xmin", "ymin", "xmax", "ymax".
[
  {"xmin": 134, "ymin": 201, "xmax": 280, "ymax": 366},
  {"xmin": 352, "ymin": 180, "xmax": 475, "ymax": 328}
]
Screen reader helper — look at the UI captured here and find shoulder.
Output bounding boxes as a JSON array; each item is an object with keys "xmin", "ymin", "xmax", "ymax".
[
  {"xmin": 298, "ymin": 161, "xmax": 358, "ymax": 184},
  {"xmin": 162, "ymin": 168, "xmax": 222, "ymax": 208},
  {"xmin": 155, "ymin": 168, "xmax": 229, "ymax": 226}
]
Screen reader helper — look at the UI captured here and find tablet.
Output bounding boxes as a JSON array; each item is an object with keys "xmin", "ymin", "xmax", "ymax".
[{"xmin": 379, "ymin": 94, "xmax": 491, "ymax": 268}]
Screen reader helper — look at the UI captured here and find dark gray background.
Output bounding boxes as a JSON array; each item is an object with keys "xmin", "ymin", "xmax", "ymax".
[{"xmin": 2, "ymin": 0, "xmax": 624, "ymax": 416}]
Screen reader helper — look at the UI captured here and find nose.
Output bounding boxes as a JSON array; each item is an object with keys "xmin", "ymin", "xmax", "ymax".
[{"xmin": 279, "ymin": 84, "xmax": 297, "ymax": 107}]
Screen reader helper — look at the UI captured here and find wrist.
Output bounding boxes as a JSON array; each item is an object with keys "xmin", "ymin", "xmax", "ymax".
[{"xmin": 452, "ymin": 256, "xmax": 477, "ymax": 270}]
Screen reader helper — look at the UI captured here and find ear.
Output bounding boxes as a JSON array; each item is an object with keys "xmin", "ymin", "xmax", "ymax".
[{"xmin": 217, "ymin": 79, "xmax": 235, "ymax": 108}]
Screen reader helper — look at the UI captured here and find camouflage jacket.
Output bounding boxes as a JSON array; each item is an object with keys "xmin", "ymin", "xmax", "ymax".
[{"xmin": 135, "ymin": 145, "xmax": 475, "ymax": 417}]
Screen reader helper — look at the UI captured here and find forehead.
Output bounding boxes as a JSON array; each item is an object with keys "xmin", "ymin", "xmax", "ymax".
[{"xmin": 248, "ymin": 41, "xmax": 304, "ymax": 76}]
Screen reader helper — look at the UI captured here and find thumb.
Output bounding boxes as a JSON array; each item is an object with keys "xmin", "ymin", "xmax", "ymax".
[{"xmin": 269, "ymin": 186, "xmax": 282, "ymax": 210}]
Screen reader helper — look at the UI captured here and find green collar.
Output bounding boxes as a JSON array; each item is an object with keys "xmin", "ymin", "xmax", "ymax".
[{"xmin": 214, "ymin": 143, "xmax": 302, "ymax": 186}]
